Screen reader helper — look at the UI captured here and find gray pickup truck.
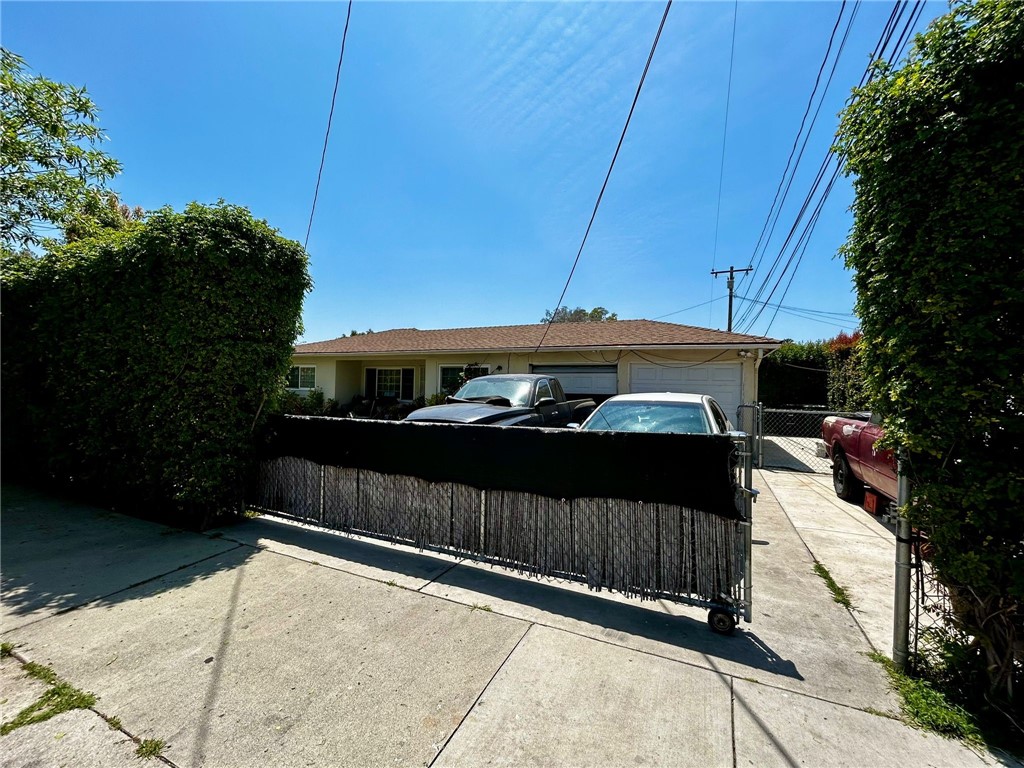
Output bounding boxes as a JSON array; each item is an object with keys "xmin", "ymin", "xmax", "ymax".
[{"xmin": 405, "ymin": 374, "xmax": 596, "ymax": 427}]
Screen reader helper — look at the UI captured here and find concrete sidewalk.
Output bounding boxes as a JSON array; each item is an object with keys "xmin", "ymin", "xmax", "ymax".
[{"xmin": 1, "ymin": 478, "xmax": 1016, "ymax": 768}]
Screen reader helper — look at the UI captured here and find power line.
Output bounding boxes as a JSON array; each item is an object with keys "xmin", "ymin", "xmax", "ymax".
[
  {"xmin": 708, "ymin": 0, "xmax": 740, "ymax": 325},
  {"xmin": 736, "ymin": 0, "xmax": 927, "ymax": 335},
  {"xmin": 740, "ymin": 0, "xmax": 852, "ymax": 296},
  {"xmin": 652, "ymin": 295, "xmax": 725, "ymax": 320},
  {"xmin": 534, "ymin": 0, "xmax": 673, "ymax": 353},
  {"xmin": 304, "ymin": 0, "xmax": 354, "ymax": 252},
  {"xmin": 734, "ymin": 1, "xmax": 861, "ymax": 329}
]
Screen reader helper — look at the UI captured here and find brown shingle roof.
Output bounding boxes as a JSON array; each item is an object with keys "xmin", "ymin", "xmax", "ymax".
[{"xmin": 294, "ymin": 320, "xmax": 780, "ymax": 355}]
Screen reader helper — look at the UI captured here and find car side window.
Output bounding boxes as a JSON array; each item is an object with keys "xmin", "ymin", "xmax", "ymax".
[
  {"xmin": 709, "ymin": 400, "xmax": 729, "ymax": 432},
  {"xmin": 550, "ymin": 379, "xmax": 565, "ymax": 401},
  {"xmin": 536, "ymin": 380, "xmax": 553, "ymax": 403}
]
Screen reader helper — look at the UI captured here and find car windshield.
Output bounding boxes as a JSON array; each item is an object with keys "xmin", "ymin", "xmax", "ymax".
[
  {"xmin": 582, "ymin": 401, "xmax": 713, "ymax": 434},
  {"xmin": 454, "ymin": 378, "xmax": 534, "ymax": 407}
]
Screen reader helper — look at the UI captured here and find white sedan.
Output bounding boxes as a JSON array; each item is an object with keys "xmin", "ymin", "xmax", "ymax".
[{"xmin": 576, "ymin": 392, "xmax": 733, "ymax": 434}]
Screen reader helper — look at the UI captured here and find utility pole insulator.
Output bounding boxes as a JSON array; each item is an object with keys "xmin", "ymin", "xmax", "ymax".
[{"xmin": 711, "ymin": 265, "xmax": 754, "ymax": 332}]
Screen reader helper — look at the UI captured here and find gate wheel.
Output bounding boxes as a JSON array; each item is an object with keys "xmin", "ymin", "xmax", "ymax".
[{"xmin": 708, "ymin": 608, "xmax": 737, "ymax": 635}]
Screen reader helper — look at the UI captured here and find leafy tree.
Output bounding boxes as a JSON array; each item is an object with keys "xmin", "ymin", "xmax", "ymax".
[
  {"xmin": 541, "ymin": 306, "xmax": 618, "ymax": 323},
  {"xmin": 836, "ymin": 0, "xmax": 1023, "ymax": 726},
  {"xmin": 63, "ymin": 190, "xmax": 145, "ymax": 242},
  {"xmin": 1, "ymin": 49, "xmax": 122, "ymax": 249}
]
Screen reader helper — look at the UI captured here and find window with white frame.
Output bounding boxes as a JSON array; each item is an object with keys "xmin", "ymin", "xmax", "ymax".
[
  {"xmin": 439, "ymin": 364, "xmax": 489, "ymax": 395},
  {"xmin": 365, "ymin": 367, "xmax": 415, "ymax": 400},
  {"xmin": 287, "ymin": 365, "xmax": 316, "ymax": 389}
]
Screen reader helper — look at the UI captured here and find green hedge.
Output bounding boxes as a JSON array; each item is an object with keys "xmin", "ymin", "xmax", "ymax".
[
  {"xmin": 758, "ymin": 340, "xmax": 829, "ymax": 408},
  {"xmin": 836, "ymin": 0, "xmax": 1023, "ymax": 725},
  {"xmin": 1, "ymin": 203, "xmax": 310, "ymax": 523}
]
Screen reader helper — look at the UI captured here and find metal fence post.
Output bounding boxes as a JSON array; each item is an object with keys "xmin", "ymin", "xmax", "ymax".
[
  {"xmin": 743, "ymin": 433, "xmax": 755, "ymax": 622},
  {"xmin": 892, "ymin": 452, "xmax": 912, "ymax": 670}
]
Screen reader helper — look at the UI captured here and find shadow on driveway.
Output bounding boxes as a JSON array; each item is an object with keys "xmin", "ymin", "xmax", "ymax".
[
  {"xmin": 1, "ymin": 485, "xmax": 255, "ymax": 630},
  {"xmin": 224, "ymin": 514, "xmax": 803, "ymax": 682}
]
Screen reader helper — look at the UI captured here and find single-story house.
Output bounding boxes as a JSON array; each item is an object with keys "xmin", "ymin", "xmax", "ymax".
[{"xmin": 290, "ymin": 320, "xmax": 781, "ymax": 421}]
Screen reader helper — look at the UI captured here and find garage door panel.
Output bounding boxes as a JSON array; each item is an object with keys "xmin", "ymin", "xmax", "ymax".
[
  {"xmin": 629, "ymin": 362, "xmax": 743, "ymax": 419},
  {"xmin": 531, "ymin": 365, "xmax": 618, "ymax": 396}
]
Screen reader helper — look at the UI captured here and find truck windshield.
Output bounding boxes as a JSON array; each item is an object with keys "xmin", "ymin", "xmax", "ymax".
[
  {"xmin": 455, "ymin": 378, "xmax": 534, "ymax": 407},
  {"xmin": 582, "ymin": 401, "xmax": 713, "ymax": 434}
]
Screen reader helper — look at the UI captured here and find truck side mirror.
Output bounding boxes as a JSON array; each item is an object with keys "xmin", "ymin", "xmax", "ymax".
[{"xmin": 535, "ymin": 397, "xmax": 556, "ymax": 409}]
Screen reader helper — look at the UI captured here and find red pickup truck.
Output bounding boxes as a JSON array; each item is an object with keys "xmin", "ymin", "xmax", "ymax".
[{"xmin": 821, "ymin": 413, "xmax": 897, "ymax": 504}]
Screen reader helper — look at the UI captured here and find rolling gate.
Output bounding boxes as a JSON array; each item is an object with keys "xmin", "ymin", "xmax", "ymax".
[{"xmin": 249, "ymin": 416, "xmax": 757, "ymax": 633}]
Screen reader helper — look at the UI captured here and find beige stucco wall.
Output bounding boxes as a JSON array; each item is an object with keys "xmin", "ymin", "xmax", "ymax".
[{"xmin": 291, "ymin": 348, "xmax": 767, "ymax": 406}]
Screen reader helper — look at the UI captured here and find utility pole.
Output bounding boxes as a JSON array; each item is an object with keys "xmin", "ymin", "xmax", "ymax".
[{"xmin": 710, "ymin": 265, "xmax": 753, "ymax": 332}]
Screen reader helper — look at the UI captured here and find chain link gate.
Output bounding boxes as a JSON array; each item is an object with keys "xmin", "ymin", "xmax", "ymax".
[{"xmin": 736, "ymin": 403, "xmax": 846, "ymax": 474}]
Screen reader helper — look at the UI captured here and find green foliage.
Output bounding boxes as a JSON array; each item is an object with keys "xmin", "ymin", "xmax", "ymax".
[
  {"xmin": 541, "ymin": 306, "xmax": 618, "ymax": 323},
  {"xmin": 812, "ymin": 562, "xmax": 854, "ymax": 610},
  {"xmin": 870, "ymin": 651, "xmax": 984, "ymax": 745},
  {"xmin": 275, "ymin": 388, "xmax": 345, "ymax": 417},
  {"xmin": 0, "ymin": 49, "xmax": 122, "ymax": 249},
  {"xmin": 826, "ymin": 331, "xmax": 868, "ymax": 412},
  {"xmin": 63, "ymin": 190, "xmax": 145, "ymax": 243},
  {"xmin": 836, "ymin": 0, "xmax": 1023, "ymax": 711},
  {"xmin": 1, "ymin": 202, "xmax": 311, "ymax": 523},
  {"xmin": 136, "ymin": 739, "xmax": 166, "ymax": 759},
  {"xmin": 0, "ymin": 661, "xmax": 97, "ymax": 736},
  {"xmin": 757, "ymin": 340, "xmax": 829, "ymax": 407}
]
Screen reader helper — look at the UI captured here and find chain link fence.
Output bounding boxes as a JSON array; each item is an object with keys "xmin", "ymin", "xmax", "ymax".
[
  {"xmin": 909, "ymin": 532, "xmax": 951, "ymax": 671},
  {"xmin": 736, "ymin": 404, "xmax": 839, "ymax": 474}
]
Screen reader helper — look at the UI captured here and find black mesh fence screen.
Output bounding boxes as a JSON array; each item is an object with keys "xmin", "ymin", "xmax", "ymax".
[{"xmin": 248, "ymin": 416, "xmax": 749, "ymax": 606}]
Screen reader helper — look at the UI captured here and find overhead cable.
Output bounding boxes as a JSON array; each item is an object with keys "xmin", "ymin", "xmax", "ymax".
[
  {"xmin": 534, "ymin": 0, "xmax": 673, "ymax": 352},
  {"xmin": 708, "ymin": 0, "xmax": 740, "ymax": 324},
  {"xmin": 304, "ymin": 0, "xmax": 354, "ymax": 251}
]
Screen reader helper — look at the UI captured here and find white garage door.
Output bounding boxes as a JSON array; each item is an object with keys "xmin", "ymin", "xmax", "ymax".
[
  {"xmin": 530, "ymin": 365, "xmax": 618, "ymax": 396},
  {"xmin": 629, "ymin": 362, "xmax": 743, "ymax": 421}
]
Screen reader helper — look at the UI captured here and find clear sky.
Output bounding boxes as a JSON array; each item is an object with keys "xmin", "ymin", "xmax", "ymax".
[{"xmin": 3, "ymin": 0, "xmax": 944, "ymax": 343}]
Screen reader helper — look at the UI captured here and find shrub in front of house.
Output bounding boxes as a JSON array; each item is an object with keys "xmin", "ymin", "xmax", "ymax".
[{"xmin": 1, "ymin": 202, "xmax": 311, "ymax": 525}]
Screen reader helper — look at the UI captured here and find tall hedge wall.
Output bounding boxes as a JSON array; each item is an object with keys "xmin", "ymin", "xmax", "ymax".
[
  {"xmin": 836, "ymin": 0, "xmax": 1023, "ymax": 715},
  {"xmin": 1, "ymin": 203, "xmax": 311, "ymax": 522}
]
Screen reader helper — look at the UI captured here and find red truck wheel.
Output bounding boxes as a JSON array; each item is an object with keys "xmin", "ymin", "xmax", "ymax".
[{"xmin": 832, "ymin": 450, "xmax": 865, "ymax": 503}]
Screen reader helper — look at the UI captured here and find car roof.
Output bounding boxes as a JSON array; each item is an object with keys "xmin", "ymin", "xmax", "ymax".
[
  {"xmin": 462, "ymin": 374, "xmax": 544, "ymax": 381},
  {"xmin": 598, "ymin": 392, "xmax": 709, "ymax": 404}
]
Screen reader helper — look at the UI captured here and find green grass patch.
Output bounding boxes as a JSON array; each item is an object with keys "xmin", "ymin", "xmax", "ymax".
[
  {"xmin": 869, "ymin": 652, "xmax": 983, "ymax": 745},
  {"xmin": 812, "ymin": 562, "xmax": 853, "ymax": 610},
  {"xmin": 469, "ymin": 604, "xmax": 493, "ymax": 613},
  {"xmin": 0, "ymin": 642, "xmax": 14, "ymax": 659},
  {"xmin": 0, "ymin": 676, "xmax": 97, "ymax": 736},
  {"xmin": 22, "ymin": 662, "xmax": 60, "ymax": 686},
  {"xmin": 105, "ymin": 715, "xmax": 122, "ymax": 730},
  {"xmin": 136, "ymin": 738, "xmax": 166, "ymax": 758}
]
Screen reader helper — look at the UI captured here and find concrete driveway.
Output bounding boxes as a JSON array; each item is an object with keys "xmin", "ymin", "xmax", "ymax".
[{"xmin": 1, "ymin": 477, "xmax": 1015, "ymax": 768}]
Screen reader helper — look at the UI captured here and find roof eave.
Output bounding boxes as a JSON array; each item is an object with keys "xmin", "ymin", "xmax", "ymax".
[{"xmin": 293, "ymin": 341, "xmax": 783, "ymax": 357}]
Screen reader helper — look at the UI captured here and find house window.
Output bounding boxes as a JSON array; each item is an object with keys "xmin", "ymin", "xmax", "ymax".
[
  {"xmin": 287, "ymin": 365, "xmax": 316, "ymax": 389},
  {"xmin": 365, "ymin": 367, "xmax": 415, "ymax": 400},
  {"xmin": 439, "ymin": 365, "xmax": 489, "ymax": 395}
]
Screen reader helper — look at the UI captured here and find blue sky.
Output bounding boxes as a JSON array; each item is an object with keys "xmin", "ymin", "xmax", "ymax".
[{"xmin": 3, "ymin": 1, "xmax": 944, "ymax": 343}]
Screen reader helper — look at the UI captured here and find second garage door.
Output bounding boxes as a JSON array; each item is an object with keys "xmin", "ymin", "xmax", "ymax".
[
  {"xmin": 629, "ymin": 362, "xmax": 743, "ymax": 421},
  {"xmin": 530, "ymin": 365, "xmax": 618, "ymax": 399}
]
